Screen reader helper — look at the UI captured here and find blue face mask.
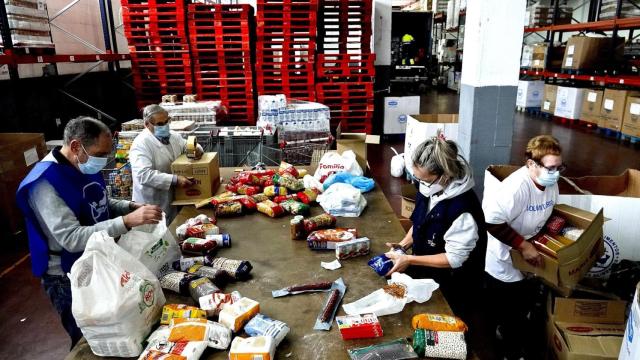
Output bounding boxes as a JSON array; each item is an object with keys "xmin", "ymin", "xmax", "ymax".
[
  {"xmin": 154, "ymin": 124, "xmax": 170, "ymax": 138},
  {"xmin": 78, "ymin": 144, "xmax": 108, "ymax": 175},
  {"xmin": 536, "ymin": 168, "xmax": 560, "ymax": 187}
]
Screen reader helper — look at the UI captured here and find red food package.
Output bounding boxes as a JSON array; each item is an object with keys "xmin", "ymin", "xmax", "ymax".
[
  {"xmin": 182, "ymin": 237, "xmax": 217, "ymax": 253},
  {"xmin": 250, "ymin": 175, "xmax": 271, "ymax": 187},
  {"xmin": 225, "ymin": 183, "xmax": 239, "ymax": 193},
  {"xmin": 279, "ymin": 162, "xmax": 299, "ymax": 178},
  {"xmin": 257, "ymin": 200, "xmax": 285, "ymax": 218},
  {"xmin": 186, "ymin": 224, "xmax": 218, "ymax": 239},
  {"xmin": 235, "ymin": 172, "xmax": 253, "ymax": 184},
  {"xmin": 264, "ymin": 179, "xmax": 274, "ymax": 187},
  {"xmin": 273, "ymin": 194, "xmax": 299, "ymax": 203},
  {"xmin": 337, "ymin": 314, "xmax": 383, "ymax": 340},
  {"xmin": 250, "ymin": 169, "xmax": 275, "ymax": 177},
  {"xmin": 229, "ymin": 174, "xmax": 242, "ymax": 185},
  {"xmin": 303, "ymin": 213, "xmax": 337, "ymax": 233},
  {"xmin": 546, "ymin": 215, "xmax": 566, "ymax": 235},
  {"xmin": 297, "ymin": 188, "xmax": 319, "ymax": 204},
  {"xmin": 237, "ymin": 185, "xmax": 260, "ymax": 196},
  {"xmin": 237, "ymin": 196, "xmax": 257, "ymax": 211}
]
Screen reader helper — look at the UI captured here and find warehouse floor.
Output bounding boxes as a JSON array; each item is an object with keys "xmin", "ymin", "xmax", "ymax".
[{"xmin": 1, "ymin": 89, "xmax": 639, "ymax": 360}]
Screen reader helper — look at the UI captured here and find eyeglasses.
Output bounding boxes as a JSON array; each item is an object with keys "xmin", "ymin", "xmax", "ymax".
[
  {"xmin": 412, "ymin": 173, "xmax": 441, "ymax": 188},
  {"xmin": 153, "ymin": 116, "xmax": 172, "ymax": 126},
  {"xmin": 535, "ymin": 161, "xmax": 567, "ymax": 174}
]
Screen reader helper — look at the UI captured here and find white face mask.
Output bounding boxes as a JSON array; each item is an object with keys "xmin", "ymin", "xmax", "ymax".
[{"xmin": 419, "ymin": 180, "xmax": 444, "ymax": 197}]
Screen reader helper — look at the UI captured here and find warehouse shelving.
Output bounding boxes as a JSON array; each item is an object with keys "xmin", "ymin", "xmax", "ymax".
[{"xmin": 520, "ymin": 69, "xmax": 640, "ymax": 86}]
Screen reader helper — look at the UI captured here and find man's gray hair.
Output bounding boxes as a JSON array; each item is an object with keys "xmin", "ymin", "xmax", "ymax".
[
  {"xmin": 143, "ymin": 104, "xmax": 168, "ymax": 123},
  {"xmin": 63, "ymin": 116, "xmax": 111, "ymax": 147}
]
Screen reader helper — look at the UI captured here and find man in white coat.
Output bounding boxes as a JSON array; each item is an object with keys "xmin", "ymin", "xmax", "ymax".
[{"xmin": 130, "ymin": 104, "xmax": 203, "ymax": 223}]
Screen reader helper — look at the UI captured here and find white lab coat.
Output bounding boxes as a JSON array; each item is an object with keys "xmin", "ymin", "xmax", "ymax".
[{"xmin": 130, "ymin": 128, "xmax": 186, "ymax": 223}]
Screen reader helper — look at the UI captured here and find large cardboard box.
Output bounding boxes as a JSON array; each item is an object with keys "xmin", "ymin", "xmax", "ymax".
[
  {"xmin": 562, "ymin": 36, "xmax": 624, "ymax": 71},
  {"xmin": 383, "ymin": 96, "xmax": 421, "ymax": 135},
  {"xmin": 516, "ymin": 80, "xmax": 545, "ymax": 107},
  {"xmin": 336, "ymin": 126, "xmax": 380, "ymax": 174},
  {"xmin": 0, "ymin": 133, "xmax": 47, "ymax": 233},
  {"xmin": 619, "ymin": 282, "xmax": 640, "ymax": 360},
  {"xmin": 171, "ymin": 152, "xmax": 220, "ymax": 205},
  {"xmin": 531, "ymin": 43, "xmax": 548, "ymax": 70},
  {"xmin": 485, "ymin": 165, "xmax": 605, "ymax": 291},
  {"xmin": 403, "ymin": 114, "xmax": 459, "ymax": 177},
  {"xmin": 400, "ymin": 183, "xmax": 417, "ymax": 218},
  {"xmin": 600, "ymin": 89, "xmax": 640, "ymax": 131},
  {"xmin": 622, "ymin": 96, "xmax": 640, "ymax": 137},
  {"xmin": 542, "ymin": 84, "xmax": 558, "ymax": 114},
  {"xmin": 548, "ymin": 295, "xmax": 626, "ymax": 360},
  {"xmin": 554, "ymin": 87, "xmax": 586, "ymax": 120},
  {"xmin": 581, "ymin": 89, "xmax": 605, "ymax": 125}
]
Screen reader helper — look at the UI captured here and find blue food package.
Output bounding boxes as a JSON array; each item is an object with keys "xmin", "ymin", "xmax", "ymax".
[
  {"xmin": 245, "ymin": 313, "xmax": 290, "ymax": 346},
  {"xmin": 368, "ymin": 254, "xmax": 394, "ymax": 276}
]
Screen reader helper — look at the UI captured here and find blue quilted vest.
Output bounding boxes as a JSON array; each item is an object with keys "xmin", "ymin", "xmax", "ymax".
[{"xmin": 16, "ymin": 158, "xmax": 110, "ymax": 276}]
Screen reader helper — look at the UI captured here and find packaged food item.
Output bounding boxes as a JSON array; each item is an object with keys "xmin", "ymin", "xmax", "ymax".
[
  {"xmin": 215, "ymin": 201, "xmax": 243, "ymax": 217},
  {"xmin": 244, "ymin": 314, "xmax": 290, "ymax": 346},
  {"xmin": 307, "ymin": 228, "xmax": 358, "ymax": 250},
  {"xmin": 280, "ymin": 199, "xmax": 310, "ymax": 215},
  {"xmin": 348, "ymin": 338, "xmax": 418, "ymax": 360},
  {"xmin": 139, "ymin": 325, "xmax": 207, "ymax": 360},
  {"xmin": 205, "ymin": 233, "xmax": 231, "ymax": 248},
  {"xmin": 172, "ymin": 256, "xmax": 214, "ymax": 272},
  {"xmin": 336, "ymin": 237, "xmax": 371, "ymax": 260},
  {"xmin": 553, "ymin": 234, "xmax": 575, "ymax": 246},
  {"xmin": 546, "ymin": 215, "xmax": 566, "ymax": 235},
  {"xmin": 314, "ymin": 278, "xmax": 346, "ymax": 330},
  {"xmin": 561, "ymin": 226, "xmax": 584, "ymax": 241},
  {"xmin": 273, "ymin": 173, "xmax": 304, "ymax": 191},
  {"xmin": 183, "ymin": 223, "xmax": 219, "ymax": 240},
  {"xmin": 412, "ymin": 329, "xmax": 467, "ymax": 359},
  {"xmin": 199, "ymin": 291, "xmax": 242, "ymax": 317},
  {"xmin": 290, "ymin": 215, "xmax": 305, "ymax": 240},
  {"xmin": 336, "ymin": 313, "xmax": 383, "ymax": 340},
  {"xmin": 225, "ymin": 184, "xmax": 239, "ymax": 193},
  {"xmin": 303, "ymin": 213, "xmax": 337, "ymax": 233},
  {"xmin": 168, "ymin": 318, "xmax": 232, "ymax": 350},
  {"xmin": 228, "ymin": 336, "xmax": 275, "ymax": 360},
  {"xmin": 251, "ymin": 193, "xmax": 269, "ymax": 203},
  {"xmin": 257, "ymin": 200, "xmax": 285, "ymax": 218},
  {"xmin": 236, "ymin": 185, "xmax": 260, "ymax": 196},
  {"xmin": 210, "ymin": 257, "xmax": 253, "ymax": 280},
  {"xmin": 273, "ymin": 194, "xmax": 299, "ymax": 203},
  {"xmin": 264, "ymin": 185, "xmax": 289, "ymax": 197},
  {"xmin": 140, "ymin": 350, "xmax": 187, "ymax": 360},
  {"xmin": 278, "ymin": 161, "xmax": 299, "ymax": 178},
  {"xmin": 297, "ymin": 188, "xmax": 319, "ymax": 204},
  {"xmin": 175, "ymin": 215, "xmax": 217, "ymax": 240},
  {"xmin": 368, "ymin": 247, "xmax": 406, "ymax": 276},
  {"xmin": 411, "ymin": 313, "xmax": 468, "ymax": 332},
  {"xmin": 533, "ymin": 234, "xmax": 565, "ymax": 258},
  {"xmin": 272, "ymin": 280, "xmax": 333, "ymax": 297},
  {"xmin": 160, "ymin": 271, "xmax": 201, "ymax": 296},
  {"xmin": 161, "ymin": 304, "xmax": 207, "ymax": 325},
  {"xmin": 237, "ymin": 196, "xmax": 257, "ymax": 212},
  {"xmin": 219, "ymin": 297, "xmax": 260, "ymax": 332},
  {"xmin": 181, "ymin": 237, "xmax": 217, "ymax": 255},
  {"xmin": 186, "ymin": 264, "xmax": 230, "ymax": 287},
  {"xmin": 189, "ymin": 277, "xmax": 220, "ymax": 301},
  {"xmin": 250, "ymin": 175, "xmax": 271, "ymax": 187},
  {"xmin": 298, "ymin": 169, "xmax": 308, "ymax": 178}
]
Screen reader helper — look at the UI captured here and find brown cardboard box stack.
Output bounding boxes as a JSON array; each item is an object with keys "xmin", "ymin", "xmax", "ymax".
[
  {"xmin": 622, "ymin": 96, "xmax": 640, "ymax": 138},
  {"xmin": 562, "ymin": 36, "xmax": 624, "ymax": 71},
  {"xmin": 542, "ymin": 84, "xmax": 558, "ymax": 114},
  {"xmin": 600, "ymin": 89, "xmax": 640, "ymax": 131},
  {"xmin": 579, "ymin": 89, "xmax": 604, "ymax": 125}
]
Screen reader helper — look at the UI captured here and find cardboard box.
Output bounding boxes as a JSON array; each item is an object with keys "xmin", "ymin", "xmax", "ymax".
[
  {"xmin": 542, "ymin": 84, "xmax": 558, "ymax": 114},
  {"xmin": 601, "ymin": 89, "xmax": 640, "ymax": 131},
  {"xmin": 171, "ymin": 152, "xmax": 220, "ymax": 205},
  {"xmin": 521, "ymin": 44, "xmax": 534, "ymax": 68},
  {"xmin": 547, "ymin": 295, "xmax": 626, "ymax": 360},
  {"xmin": 0, "ymin": 133, "xmax": 47, "ymax": 233},
  {"xmin": 554, "ymin": 87, "xmax": 586, "ymax": 120},
  {"xmin": 336, "ymin": 125, "xmax": 380, "ymax": 174},
  {"xmin": 619, "ymin": 282, "xmax": 640, "ymax": 360},
  {"xmin": 580, "ymin": 89, "xmax": 604, "ymax": 124},
  {"xmin": 562, "ymin": 36, "xmax": 624, "ymax": 71},
  {"xmin": 531, "ymin": 43, "xmax": 548, "ymax": 70},
  {"xmin": 485, "ymin": 165, "xmax": 605, "ymax": 290},
  {"xmin": 516, "ymin": 80, "xmax": 545, "ymax": 107},
  {"xmin": 400, "ymin": 183, "xmax": 417, "ymax": 218},
  {"xmin": 622, "ymin": 96, "xmax": 640, "ymax": 137},
  {"xmin": 383, "ymin": 96, "xmax": 421, "ymax": 135},
  {"xmin": 403, "ymin": 114, "xmax": 459, "ymax": 177}
]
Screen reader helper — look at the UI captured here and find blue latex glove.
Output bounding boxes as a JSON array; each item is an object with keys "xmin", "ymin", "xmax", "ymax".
[{"xmin": 323, "ymin": 172, "xmax": 375, "ymax": 192}]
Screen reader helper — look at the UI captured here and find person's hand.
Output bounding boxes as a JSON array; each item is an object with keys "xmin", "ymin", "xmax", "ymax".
[
  {"xmin": 518, "ymin": 241, "xmax": 544, "ymax": 268},
  {"xmin": 385, "ymin": 241, "xmax": 410, "ymax": 252},
  {"xmin": 385, "ymin": 252, "xmax": 411, "ymax": 276},
  {"xmin": 129, "ymin": 201, "xmax": 145, "ymax": 210},
  {"xmin": 123, "ymin": 204, "xmax": 163, "ymax": 229},
  {"xmin": 194, "ymin": 147, "xmax": 204, "ymax": 160},
  {"xmin": 177, "ymin": 176, "xmax": 195, "ymax": 188}
]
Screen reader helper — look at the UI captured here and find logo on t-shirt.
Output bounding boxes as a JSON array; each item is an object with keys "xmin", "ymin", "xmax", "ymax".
[{"xmin": 526, "ymin": 200, "xmax": 554, "ymax": 212}]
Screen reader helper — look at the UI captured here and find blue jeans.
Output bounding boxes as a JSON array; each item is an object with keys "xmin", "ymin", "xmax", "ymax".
[{"xmin": 42, "ymin": 274, "xmax": 83, "ymax": 349}]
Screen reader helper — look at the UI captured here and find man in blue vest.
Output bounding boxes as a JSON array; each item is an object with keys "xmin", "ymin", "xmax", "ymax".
[{"xmin": 16, "ymin": 116, "xmax": 163, "ymax": 349}]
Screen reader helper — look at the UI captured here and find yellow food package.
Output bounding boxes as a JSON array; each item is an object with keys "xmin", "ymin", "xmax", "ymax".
[
  {"xmin": 168, "ymin": 322, "xmax": 208, "ymax": 343},
  {"xmin": 141, "ymin": 350, "xmax": 187, "ymax": 360},
  {"xmin": 229, "ymin": 336, "xmax": 275, "ymax": 360},
  {"xmin": 298, "ymin": 169, "xmax": 308, "ymax": 178},
  {"xmin": 263, "ymin": 185, "xmax": 289, "ymax": 197},
  {"xmin": 219, "ymin": 297, "xmax": 260, "ymax": 332},
  {"xmin": 161, "ymin": 304, "xmax": 207, "ymax": 325},
  {"xmin": 411, "ymin": 313, "xmax": 468, "ymax": 332},
  {"xmin": 553, "ymin": 234, "xmax": 575, "ymax": 246}
]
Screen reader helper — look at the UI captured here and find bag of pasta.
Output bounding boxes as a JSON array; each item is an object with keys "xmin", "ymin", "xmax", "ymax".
[
  {"xmin": 411, "ymin": 313, "xmax": 467, "ymax": 332},
  {"xmin": 264, "ymin": 185, "xmax": 289, "ymax": 197},
  {"xmin": 278, "ymin": 161, "xmax": 299, "ymax": 178},
  {"xmin": 257, "ymin": 200, "xmax": 285, "ymax": 218},
  {"xmin": 215, "ymin": 201, "xmax": 243, "ymax": 217},
  {"xmin": 280, "ymin": 200, "xmax": 310, "ymax": 216},
  {"xmin": 273, "ymin": 173, "xmax": 304, "ymax": 191}
]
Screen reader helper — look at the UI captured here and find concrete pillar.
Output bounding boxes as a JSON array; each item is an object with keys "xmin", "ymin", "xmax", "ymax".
[{"xmin": 457, "ymin": 0, "xmax": 526, "ymax": 195}]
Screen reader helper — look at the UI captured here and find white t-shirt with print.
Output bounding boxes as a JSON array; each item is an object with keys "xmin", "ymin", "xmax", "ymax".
[{"xmin": 484, "ymin": 166, "xmax": 559, "ymax": 282}]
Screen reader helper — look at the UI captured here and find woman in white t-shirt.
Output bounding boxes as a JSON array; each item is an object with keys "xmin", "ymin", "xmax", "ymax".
[{"xmin": 483, "ymin": 135, "xmax": 564, "ymax": 360}]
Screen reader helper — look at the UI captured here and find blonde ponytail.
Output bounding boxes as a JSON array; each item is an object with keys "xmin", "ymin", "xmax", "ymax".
[{"xmin": 412, "ymin": 130, "xmax": 466, "ymax": 181}]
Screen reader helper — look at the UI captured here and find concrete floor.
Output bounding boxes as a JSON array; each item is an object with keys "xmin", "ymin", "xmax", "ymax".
[{"xmin": 1, "ymin": 88, "xmax": 639, "ymax": 360}]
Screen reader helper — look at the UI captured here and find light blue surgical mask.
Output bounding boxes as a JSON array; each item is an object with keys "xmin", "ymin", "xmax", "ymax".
[
  {"xmin": 536, "ymin": 168, "xmax": 560, "ymax": 187},
  {"xmin": 77, "ymin": 144, "xmax": 108, "ymax": 175},
  {"xmin": 154, "ymin": 124, "xmax": 170, "ymax": 138}
]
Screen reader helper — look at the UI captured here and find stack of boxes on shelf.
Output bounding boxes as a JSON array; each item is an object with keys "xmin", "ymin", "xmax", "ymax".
[
  {"xmin": 524, "ymin": 1, "xmax": 572, "ymax": 27},
  {"xmin": 255, "ymin": 0, "xmax": 318, "ymax": 101},
  {"xmin": 600, "ymin": 0, "xmax": 640, "ymax": 20},
  {"xmin": 315, "ymin": 0, "xmax": 374, "ymax": 133},
  {"xmin": 122, "ymin": 0, "xmax": 192, "ymax": 109},
  {"xmin": 188, "ymin": 3, "xmax": 256, "ymax": 125},
  {"xmin": 1, "ymin": 0, "xmax": 53, "ymax": 49}
]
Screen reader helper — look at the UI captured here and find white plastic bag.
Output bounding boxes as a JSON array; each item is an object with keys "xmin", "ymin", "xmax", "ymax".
[
  {"xmin": 118, "ymin": 213, "xmax": 181, "ymax": 278},
  {"xmin": 342, "ymin": 273, "xmax": 439, "ymax": 317},
  {"xmin": 314, "ymin": 150, "xmax": 363, "ymax": 182},
  {"xmin": 317, "ymin": 183, "xmax": 367, "ymax": 217},
  {"xmin": 303, "ymin": 174, "xmax": 324, "ymax": 192},
  {"xmin": 390, "ymin": 147, "xmax": 405, "ymax": 177},
  {"xmin": 70, "ymin": 231, "xmax": 166, "ymax": 357}
]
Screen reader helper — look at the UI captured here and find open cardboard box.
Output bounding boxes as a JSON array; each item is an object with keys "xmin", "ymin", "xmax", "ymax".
[
  {"xmin": 400, "ymin": 183, "xmax": 417, "ymax": 218},
  {"xmin": 485, "ymin": 165, "xmax": 605, "ymax": 292},
  {"xmin": 403, "ymin": 114, "xmax": 458, "ymax": 177},
  {"xmin": 171, "ymin": 152, "xmax": 221, "ymax": 205},
  {"xmin": 336, "ymin": 123, "xmax": 380, "ymax": 174},
  {"xmin": 547, "ymin": 295, "xmax": 626, "ymax": 360}
]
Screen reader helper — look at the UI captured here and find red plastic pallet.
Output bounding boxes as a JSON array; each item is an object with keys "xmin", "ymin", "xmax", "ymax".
[{"xmin": 316, "ymin": 53, "xmax": 375, "ymax": 77}]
